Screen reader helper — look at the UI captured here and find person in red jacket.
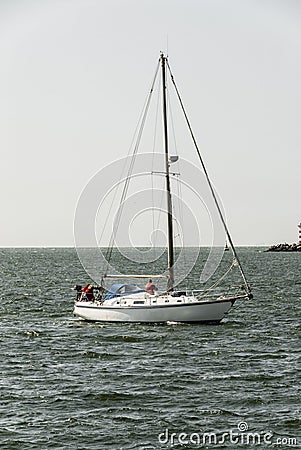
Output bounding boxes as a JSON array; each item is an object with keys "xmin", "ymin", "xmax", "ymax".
[
  {"xmin": 81, "ymin": 284, "xmax": 94, "ymax": 301},
  {"xmin": 145, "ymin": 279, "xmax": 158, "ymax": 295}
]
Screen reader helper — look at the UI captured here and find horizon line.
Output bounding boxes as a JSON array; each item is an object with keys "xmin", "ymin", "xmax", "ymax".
[{"xmin": 0, "ymin": 244, "xmax": 275, "ymax": 249}]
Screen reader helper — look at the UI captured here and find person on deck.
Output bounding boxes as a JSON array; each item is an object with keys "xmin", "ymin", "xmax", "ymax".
[
  {"xmin": 145, "ymin": 279, "xmax": 158, "ymax": 295},
  {"xmin": 81, "ymin": 284, "xmax": 94, "ymax": 301}
]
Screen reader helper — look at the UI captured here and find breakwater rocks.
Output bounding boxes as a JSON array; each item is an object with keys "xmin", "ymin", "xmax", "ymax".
[{"xmin": 266, "ymin": 243, "xmax": 301, "ymax": 252}]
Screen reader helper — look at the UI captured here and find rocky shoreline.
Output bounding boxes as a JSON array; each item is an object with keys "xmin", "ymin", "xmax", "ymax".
[{"xmin": 265, "ymin": 243, "xmax": 301, "ymax": 252}]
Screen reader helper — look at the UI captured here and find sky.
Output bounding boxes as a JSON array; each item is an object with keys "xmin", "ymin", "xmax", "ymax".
[{"xmin": 0, "ymin": 0, "xmax": 300, "ymax": 247}]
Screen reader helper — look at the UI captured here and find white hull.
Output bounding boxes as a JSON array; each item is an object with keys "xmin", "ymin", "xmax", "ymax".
[{"xmin": 73, "ymin": 293, "xmax": 243, "ymax": 324}]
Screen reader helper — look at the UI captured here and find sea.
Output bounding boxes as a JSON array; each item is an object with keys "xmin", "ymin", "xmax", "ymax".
[{"xmin": 0, "ymin": 247, "xmax": 300, "ymax": 449}]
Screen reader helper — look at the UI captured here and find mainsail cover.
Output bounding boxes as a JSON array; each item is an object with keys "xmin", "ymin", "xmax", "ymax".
[{"xmin": 104, "ymin": 284, "xmax": 145, "ymax": 300}]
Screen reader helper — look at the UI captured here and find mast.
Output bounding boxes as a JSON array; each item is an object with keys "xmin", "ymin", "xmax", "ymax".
[{"xmin": 161, "ymin": 53, "xmax": 174, "ymax": 291}]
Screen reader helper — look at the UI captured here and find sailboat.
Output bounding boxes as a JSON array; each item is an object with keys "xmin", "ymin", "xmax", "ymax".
[{"xmin": 73, "ymin": 53, "xmax": 252, "ymax": 324}]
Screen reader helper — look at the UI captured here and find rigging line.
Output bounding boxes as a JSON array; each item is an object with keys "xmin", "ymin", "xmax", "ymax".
[
  {"xmin": 127, "ymin": 61, "xmax": 160, "ymax": 158},
  {"xmin": 166, "ymin": 60, "xmax": 252, "ymax": 296},
  {"xmin": 103, "ymin": 60, "xmax": 161, "ymax": 273},
  {"xmin": 167, "ymin": 84, "xmax": 178, "ymax": 157},
  {"xmin": 176, "ymin": 167, "xmax": 186, "ymax": 256},
  {"xmin": 104, "ymin": 118, "xmax": 152, "ymax": 267},
  {"xmin": 98, "ymin": 61, "xmax": 160, "ymax": 250},
  {"xmin": 151, "ymin": 68, "xmax": 162, "ymax": 242},
  {"xmin": 167, "ymin": 90, "xmax": 186, "ymax": 255},
  {"xmin": 154, "ymin": 175, "xmax": 167, "ymax": 245},
  {"xmin": 197, "ymin": 259, "xmax": 237, "ymax": 298}
]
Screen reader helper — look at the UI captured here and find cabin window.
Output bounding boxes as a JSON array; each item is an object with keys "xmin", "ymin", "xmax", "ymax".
[
  {"xmin": 165, "ymin": 299, "xmax": 169, "ymax": 303},
  {"xmin": 177, "ymin": 299, "xmax": 182, "ymax": 302},
  {"xmin": 133, "ymin": 300, "xmax": 145, "ymax": 305}
]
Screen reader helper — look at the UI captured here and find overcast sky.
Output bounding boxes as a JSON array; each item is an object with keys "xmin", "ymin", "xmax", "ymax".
[{"xmin": 1, "ymin": 0, "xmax": 300, "ymax": 247}]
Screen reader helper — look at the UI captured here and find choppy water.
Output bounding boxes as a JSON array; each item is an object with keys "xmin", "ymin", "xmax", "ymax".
[{"xmin": 0, "ymin": 248, "xmax": 300, "ymax": 449}]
